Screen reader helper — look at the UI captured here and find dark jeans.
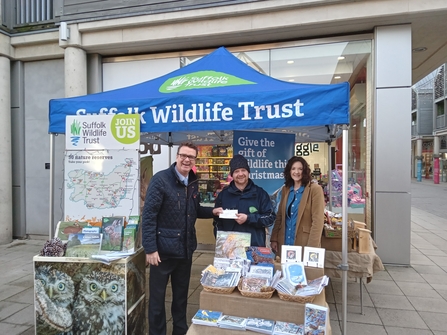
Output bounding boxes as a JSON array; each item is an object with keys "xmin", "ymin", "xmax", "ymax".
[{"xmin": 148, "ymin": 257, "xmax": 192, "ymax": 335}]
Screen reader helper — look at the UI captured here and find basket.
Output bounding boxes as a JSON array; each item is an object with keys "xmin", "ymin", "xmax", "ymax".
[
  {"xmin": 323, "ymin": 226, "xmax": 355, "ymax": 239},
  {"xmin": 277, "ymin": 291, "xmax": 316, "ymax": 303},
  {"xmin": 237, "ymin": 281, "xmax": 275, "ymax": 299},
  {"xmin": 201, "ymin": 284, "xmax": 236, "ymax": 294}
]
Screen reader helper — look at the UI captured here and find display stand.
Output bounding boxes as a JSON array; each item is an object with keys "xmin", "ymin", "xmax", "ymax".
[
  {"xmin": 187, "ymin": 267, "xmax": 332, "ymax": 335},
  {"xmin": 33, "ymin": 248, "xmax": 146, "ymax": 335}
]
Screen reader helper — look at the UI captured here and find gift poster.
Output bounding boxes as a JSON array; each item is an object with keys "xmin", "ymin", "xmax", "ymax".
[{"xmin": 232, "ymin": 131, "xmax": 294, "ymax": 195}]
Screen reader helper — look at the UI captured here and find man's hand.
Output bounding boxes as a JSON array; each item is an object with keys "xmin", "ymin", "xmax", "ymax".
[
  {"xmin": 146, "ymin": 251, "xmax": 161, "ymax": 266},
  {"xmin": 213, "ymin": 207, "xmax": 224, "ymax": 216},
  {"xmin": 270, "ymin": 241, "xmax": 278, "ymax": 253},
  {"xmin": 235, "ymin": 213, "xmax": 248, "ymax": 225}
]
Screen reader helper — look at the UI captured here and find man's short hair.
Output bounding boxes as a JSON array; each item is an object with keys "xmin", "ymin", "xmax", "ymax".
[{"xmin": 177, "ymin": 141, "xmax": 198, "ymax": 155}]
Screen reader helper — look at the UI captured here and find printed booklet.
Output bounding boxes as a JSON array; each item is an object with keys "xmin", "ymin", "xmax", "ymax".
[
  {"xmin": 304, "ymin": 303, "xmax": 328, "ymax": 334},
  {"xmin": 295, "ymin": 275, "xmax": 329, "ymax": 296},
  {"xmin": 272, "ymin": 321, "xmax": 304, "ymax": 335},
  {"xmin": 281, "ymin": 262, "xmax": 307, "ymax": 287},
  {"xmin": 100, "ymin": 216, "xmax": 125, "ymax": 251},
  {"xmin": 215, "ymin": 231, "xmax": 251, "ymax": 259},
  {"xmin": 65, "ymin": 233, "xmax": 102, "ymax": 258},
  {"xmin": 245, "ymin": 317, "xmax": 275, "ymax": 334},
  {"xmin": 217, "ymin": 314, "xmax": 247, "ymax": 330},
  {"xmin": 191, "ymin": 309, "xmax": 223, "ymax": 327}
]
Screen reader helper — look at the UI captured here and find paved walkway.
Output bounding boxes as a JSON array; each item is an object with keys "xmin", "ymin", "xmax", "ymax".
[{"xmin": 1, "ymin": 178, "xmax": 447, "ymax": 334}]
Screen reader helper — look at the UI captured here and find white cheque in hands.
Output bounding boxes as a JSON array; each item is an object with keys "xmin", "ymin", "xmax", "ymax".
[{"xmin": 219, "ymin": 209, "xmax": 238, "ymax": 219}]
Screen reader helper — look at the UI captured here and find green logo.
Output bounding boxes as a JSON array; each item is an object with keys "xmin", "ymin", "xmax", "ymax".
[
  {"xmin": 249, "ymin": 206, "xmax": 258, "ymax": 213},
  {"xmin": 70, "ymin": 120, "xmax": 81, "ymax": 136},
  {"xmin": 159, "ymin": 70, "xmax": 256, "ymax": 93},
  {"xmin": 111, "ymin": 114, "xmax": 140, "ymax": 145}
]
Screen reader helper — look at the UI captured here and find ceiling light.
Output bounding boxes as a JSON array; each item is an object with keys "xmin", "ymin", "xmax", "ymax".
[
  {"xmin": 288, "ymin": 79, "xmax": 295, "ymax": 82},
  {"xmin": 287, "ymin": 60, "xmax": 294, "ymax": 64},
  {"xmin": 412, "ymin": 47, "xmax": 427, "ymax": 52},
  {"xmin": 334, "ymin": 76, "xmax": 341, "ymax": 79},
  {"xmin": 338, "ymin": 56, "xmax": 345, "ymax": 60}
]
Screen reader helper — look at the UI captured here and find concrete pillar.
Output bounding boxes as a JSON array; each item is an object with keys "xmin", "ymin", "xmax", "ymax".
[
  {"xmin": 416, "ymin": 138, "xmax": 423, "ymax": 182},
  {"xmin": 433, "ymin": 136, "xmax": 440, "ymax": 184},
  {"xmin": 64, "ymin": 46, "xmax": 87, "ymax": 97},
  {"xmin": 87, "ymin": 54, "xmax": 103, "ymax": 94},
  {"xmin": 50, "ymin": 46, "xmax": 87, "ymax": 232},
  {"xmin": 0, "ymin": 56, "xmax": 13, "ymax": 244}
]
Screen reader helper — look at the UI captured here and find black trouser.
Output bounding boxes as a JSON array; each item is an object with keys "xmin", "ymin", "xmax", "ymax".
[{"xmin": 148, "ymin": 257, "xmax": 192, "ymax": 335}]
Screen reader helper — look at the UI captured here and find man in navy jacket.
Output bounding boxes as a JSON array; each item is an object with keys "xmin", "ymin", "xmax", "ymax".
[
  {"xmin": 142, "ymin": 142, "xmax": 222, "ymax": 335},
  {"xmin": 213, "ymin": 154, "xmax": 275, "ymax": 247}
]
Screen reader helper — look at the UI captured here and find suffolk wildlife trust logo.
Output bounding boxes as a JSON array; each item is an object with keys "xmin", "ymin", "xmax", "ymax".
[
  {"xmin": 159, "ymin": 70, "xmax": 256, "ymax": 93},
  {"xmin": 70, "ymin": 119, "xmax": 81, "ymax": 146}
]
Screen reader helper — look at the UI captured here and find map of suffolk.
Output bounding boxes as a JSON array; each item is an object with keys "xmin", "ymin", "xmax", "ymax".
[
  {"xmin": 64, "ymin": 150, "xmax": 139, "ymax": 221},
  {"xmin": 67, "ymin": 159, "xmax": 134, "ymax": 208}
]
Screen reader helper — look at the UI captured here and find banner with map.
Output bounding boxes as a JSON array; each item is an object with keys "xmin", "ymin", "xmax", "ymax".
[{"xmin": 64, "ymin": 149, "xmax": 139, "ymax": 222}]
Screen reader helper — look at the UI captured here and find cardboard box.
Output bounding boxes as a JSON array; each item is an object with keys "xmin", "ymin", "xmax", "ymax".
[{"xmin": 321, "ymin": 235, "xmax": 355, "ymax": 252}]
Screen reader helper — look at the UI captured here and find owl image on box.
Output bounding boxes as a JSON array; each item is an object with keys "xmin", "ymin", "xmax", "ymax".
[
  {"xmin": 34, "ymin": 265, "xmax": 75, "ymax": 335},
  {"xmin": 72, "ymin": 271, "xmax": 125, "ymax": 335}
]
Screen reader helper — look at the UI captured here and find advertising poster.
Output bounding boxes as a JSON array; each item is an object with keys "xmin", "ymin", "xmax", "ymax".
[{"xmin": 232, "ymin": 131, "xmax": 294, "ymax": 195}]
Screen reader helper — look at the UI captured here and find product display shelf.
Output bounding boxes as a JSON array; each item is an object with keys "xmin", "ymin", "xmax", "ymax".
[
  {"xmin": 196, "ymin": 156, "xmax": 232, "ymax": 181},
  {"xmin": 187, "ymin": 266, "xmax": 332, "ymax": 335},
  {"xmin": 33, "ymin": 248, "xmax": 146, "ymax": 335}
]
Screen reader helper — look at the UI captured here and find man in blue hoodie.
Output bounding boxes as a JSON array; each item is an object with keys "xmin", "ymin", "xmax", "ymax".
[{"xmin": 213, "ymin": 154, "xmax": 275, "ymax": 246}]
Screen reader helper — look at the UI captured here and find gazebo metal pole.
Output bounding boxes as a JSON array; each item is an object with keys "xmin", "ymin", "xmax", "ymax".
[
  {"xmin": 341, "ymin": 125, "xmax": 349, "ymax": 335},
  {"xmin": 49, "ymin": 133, "xmax": 55, "ymax": 239},
  {"xmin": 327, "ymin": 141, "xmax": 332, "ymax": 210}
]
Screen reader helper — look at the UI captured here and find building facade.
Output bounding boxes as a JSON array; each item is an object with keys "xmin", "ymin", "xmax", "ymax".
[
  {"xmin": 2, "ymin": 0, "xmax": 447, "ymax": 264},
  {"xmin": 411, "ymin": 64, "xmax": 447, "ymax": 182}
]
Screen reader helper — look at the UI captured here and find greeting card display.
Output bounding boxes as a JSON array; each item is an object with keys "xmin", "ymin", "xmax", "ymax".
[
  {"xmin": 281, "ymin": 245, "xmax": 302, "ymax": 263},
  {"xmin": 303, "ymin": 246, "xmax": 325, "ymax": 268}
]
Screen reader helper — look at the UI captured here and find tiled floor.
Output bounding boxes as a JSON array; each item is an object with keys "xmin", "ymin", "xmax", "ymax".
[{"xmin": 1, "ymin": 179, "xmax": 447, "ymax": 334}]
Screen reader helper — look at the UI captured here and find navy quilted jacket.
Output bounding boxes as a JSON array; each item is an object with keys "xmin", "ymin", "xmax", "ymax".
[
  {"xmin": 213, "ymin": 179, "xmax": 275, "ymax": 247},
  {"xmin": 142, "ymin": 163, "xmax": 214, "ymax": 259}
]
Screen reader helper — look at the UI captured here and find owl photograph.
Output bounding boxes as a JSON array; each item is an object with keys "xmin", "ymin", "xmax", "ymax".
[
  {"xmin": 34, "ymin": 265, "xmax": 75, "ymax": 335},
  {"xmin": 72, "ymin": 270, "xmax": 125, "ymax": 335}
]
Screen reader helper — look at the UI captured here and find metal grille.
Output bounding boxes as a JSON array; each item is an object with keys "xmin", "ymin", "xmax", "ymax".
[
  {"xmin": 15, "ymin": 0, "xmax": 53, "ymax": 25},
  {"xmin": 434, "ymin": 65, "xmax": 445, "ymax": 100}
]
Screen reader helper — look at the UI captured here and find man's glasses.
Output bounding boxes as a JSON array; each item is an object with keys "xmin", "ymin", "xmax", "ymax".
[{"xmin": 178, "ymin": 153, "xmax": 196, "ymax": 161}]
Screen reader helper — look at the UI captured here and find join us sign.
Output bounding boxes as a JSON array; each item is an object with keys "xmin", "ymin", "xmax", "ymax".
[{"xmin": 65, "ymin": 114, "xmax": 140, "ymax": 150}]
